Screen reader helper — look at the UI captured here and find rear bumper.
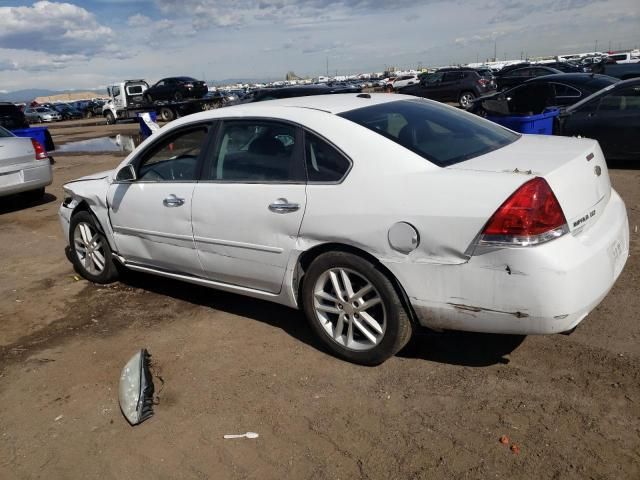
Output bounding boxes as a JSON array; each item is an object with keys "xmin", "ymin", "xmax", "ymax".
[
  {"xmin": 0, "ymin": 162, "xmax": 52, "ymax": 197},
  {"xmin": 387, "ymin": 189, "xmax": 629, "ymax": 335}
]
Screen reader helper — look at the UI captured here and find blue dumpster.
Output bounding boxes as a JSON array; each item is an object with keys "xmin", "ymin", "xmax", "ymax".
[
  {"xmin": 10, "ymin": 126, "xmax": 55, "ymax": 151},
  {"xmin": 137, "ymin": 111, "xmax": 158, "ymax": 139},
  {"xmin": 486, "ymin": 108, "xmax": 559, "ymax": 135}
]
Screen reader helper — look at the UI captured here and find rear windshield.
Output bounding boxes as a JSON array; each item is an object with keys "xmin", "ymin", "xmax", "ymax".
[{"xmin": 339, "ymin": 99, "xmax": 519, "ymax": 167}]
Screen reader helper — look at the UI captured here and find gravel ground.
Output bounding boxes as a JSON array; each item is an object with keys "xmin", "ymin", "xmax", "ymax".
[{"xmin": 0, "ymin": 120, "xmax": 638, "ymax": 479}]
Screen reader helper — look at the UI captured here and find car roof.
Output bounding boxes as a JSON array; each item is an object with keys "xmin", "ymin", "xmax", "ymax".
[{"xmin": 526, "ymin": 73, "xmax": 618, "ymax": 88}]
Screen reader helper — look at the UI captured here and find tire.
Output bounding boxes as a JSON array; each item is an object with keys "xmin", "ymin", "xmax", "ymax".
[
  {"xmin": 302, "ymin": 252, "xmax": 412, "ymax": 365},
  {"xmin": 105, "ymin": 111, "xmax": 116, "ymax": 125},
  {"xmin": 159, "ymin": 107, "xmax": 175, "ymax": 122},
  {"xmin": 23, "ymin": 187, "xmax": 45, "ymax": 202},
  {"xmin": 459, "ymin": 91, "xmax": 476, "ymax": 109},
  {"xmin": 86, "ymin": 110, "xmax": 93, "ymax": 119},
  {"xmin": 173, "ymin": 91, "xmax": 183, "ymax": 101},
  {"xmin": 69, "ymin": 211, "xmax": 119, "ymax": 284}
]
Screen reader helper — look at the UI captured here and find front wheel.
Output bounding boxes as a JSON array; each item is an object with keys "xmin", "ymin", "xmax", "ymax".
[
  {"xmin": 105, "ymin": 111, "xmax": 116, "ymax": 125},
  {"xmin": 159, "ymin": 107, "xmax": 175, "ymax": 122},
  {"xmin": 302, "ymin": 252, "xmax": 412, "ymax": 365},
  {"xmin": 459, "ymin": 91, "xmax": 476, "ymax": 109},
  {"xmin": 69, "ymin": 211, "xmax": 119, "ymax": 284}
]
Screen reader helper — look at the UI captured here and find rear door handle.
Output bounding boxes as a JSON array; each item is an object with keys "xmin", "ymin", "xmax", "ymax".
[
  {"xmin": 163, "ymin": 194, "xmax": 185, "ymax": 207},
  {"xmin": 269, "ymin": 198, "xmax": 300, "ymax": 214}
]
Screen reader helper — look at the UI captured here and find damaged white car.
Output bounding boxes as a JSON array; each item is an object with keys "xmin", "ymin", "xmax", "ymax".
[{"xmin": 59, "ymin": 94, "xmax": 629, "ymax": 365}]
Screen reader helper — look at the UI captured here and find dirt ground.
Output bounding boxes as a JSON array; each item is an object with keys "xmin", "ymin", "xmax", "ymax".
[{"xmin": 0, "ymin": 120, "xmax": 639, "ymax": 479}]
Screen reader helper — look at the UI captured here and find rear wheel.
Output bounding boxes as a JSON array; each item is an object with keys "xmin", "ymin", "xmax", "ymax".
[
  {"xmin": 159, "ymin": 107, "xmax": 175, "ymax": 122},
  {"xmin": 69, "ymin": 211, "xmax": 119, "ymax": 284},
  {"xmin": 459, "ymin": 91, "xmax": 476, "ymax": 109},
  {"xmin": 302, "ymin": 252, "xmax": 412, "ymax": 365}
]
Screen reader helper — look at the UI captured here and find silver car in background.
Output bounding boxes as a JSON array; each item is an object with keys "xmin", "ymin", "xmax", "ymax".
[
  {"xmin": 24, "ymin": 107, "xmax": 62, "ymax": 123},
  {"xmin": 0, "ymin": 126, "xmax": 52, "ymax": 200}
]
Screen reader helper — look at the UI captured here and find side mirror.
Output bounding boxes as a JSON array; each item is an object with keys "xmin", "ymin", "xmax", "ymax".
[{"xmin": 116, "ymin": 164, "xmax": 137, "ymax": 182}]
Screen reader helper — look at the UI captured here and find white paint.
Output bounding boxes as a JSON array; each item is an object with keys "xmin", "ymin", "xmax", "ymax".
[{"xmin": 59, "ymin": 93, "xmax": 630, "ymax": 336}]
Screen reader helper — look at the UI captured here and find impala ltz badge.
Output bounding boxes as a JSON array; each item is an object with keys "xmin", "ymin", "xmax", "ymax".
[{"xmin": 594, "ymin": 165, "xmax": 602, "ymax": 176}]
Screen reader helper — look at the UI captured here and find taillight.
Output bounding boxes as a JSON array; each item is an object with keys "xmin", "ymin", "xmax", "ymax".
[
  {"xmin": 478, "ymin": 78, "xmax": 489, "ymax": 87},
  {"xmin": 31, "ymin": 138, "xmax": 48, "ymax": 160},
  {"xmin": 478, "ymin": 177, "xmax": 568, "ymax": 247}
]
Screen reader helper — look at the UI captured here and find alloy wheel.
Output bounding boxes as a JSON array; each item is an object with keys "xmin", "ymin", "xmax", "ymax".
[
  {"xmin": 73, "ymin": 222, "xmax": 107, "ymax": 275},
  {"xmin": 313, "ymin": 268, "xmax": 387, "ymax": 351}
]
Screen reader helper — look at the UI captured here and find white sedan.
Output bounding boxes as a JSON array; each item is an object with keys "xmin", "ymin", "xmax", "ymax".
[
  {"xmin": 59, "ymin": 94, "xmax": 629, "ymax": 365},
  {"xmin": 0, "ymin": 125, "xmax": 52, "ymax": 200}
]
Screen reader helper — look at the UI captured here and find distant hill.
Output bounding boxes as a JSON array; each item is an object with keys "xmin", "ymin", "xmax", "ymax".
[{"xmin": 0, "ymin": 88, "xmax": 106, "ymax": 103}]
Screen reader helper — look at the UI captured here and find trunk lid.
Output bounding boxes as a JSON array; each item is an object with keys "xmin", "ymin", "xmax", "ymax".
[
  {"xmin": 0, "ymin": 136, "xmax": 35, "ymax": 169},
  {"xmin": 450, "ymin": 135, "xmax": 610, "ymax": 234}
]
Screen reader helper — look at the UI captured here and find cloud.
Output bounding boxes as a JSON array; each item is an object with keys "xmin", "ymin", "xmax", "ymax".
[
  {"xmin": 0, "ymin": 1, "xmax": 113, "ymax": 55},
  {"xmin": 154, "ymin": 0, "xmax": 427, "ymax": 28},
  {"xmin": 127, "ymin": 13, "xmax": 152, "ymax": 27}
]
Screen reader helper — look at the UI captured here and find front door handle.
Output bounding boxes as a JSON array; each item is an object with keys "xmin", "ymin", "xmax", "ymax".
[
  {"xmin": 163, "ymin": 194, "xmax": 185, "ymax": 207},
  {"xmin": 269, "ymin": 198, "xmax": 300, "ymax": 214}
]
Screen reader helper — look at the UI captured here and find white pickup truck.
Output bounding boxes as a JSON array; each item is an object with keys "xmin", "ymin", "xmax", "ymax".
[{"xmin": 102, "ymin": 79, "xmax": 224, "ymax": 124}]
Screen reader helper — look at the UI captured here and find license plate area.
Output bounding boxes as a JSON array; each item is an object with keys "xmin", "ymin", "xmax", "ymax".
[{"xmin": 0, "ymin": 170, "xmax": 23, "ymax": 187}]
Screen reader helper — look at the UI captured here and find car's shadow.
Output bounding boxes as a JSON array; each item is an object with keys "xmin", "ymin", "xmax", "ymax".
[
  {"xmin": 0, "ymin": 192, "xmax": 57, "ymax": 215},
  {"xmin": 119, "ymin": 270, "xmax": 525, "ymax": 367}
]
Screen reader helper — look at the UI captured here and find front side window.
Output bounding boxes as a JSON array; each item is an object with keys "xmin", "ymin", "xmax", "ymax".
[
  {"xmin": 136, "ymin": 127, "xmax": 208, "ymax": 182},
  {"xmin": 598, "ymin": 87, "xmax": 640, "ymax": 111},
  {"xmin": 340, "ymin": 99, "xmax": 518, "ymax": 167},
  {"xmin": 207, "ymin": 121, "xmax": 304, "ymax": 182},
  {"xmin": 0, "ymin": 125, "xmax": 13, "ymax": 137},
  {"xmin": 305, "ymin": 132, "xmax": 351, "ymax": 182},
  {"xmin": 423, "ymin": 73, "xmax": 443, "ymax": 85}
]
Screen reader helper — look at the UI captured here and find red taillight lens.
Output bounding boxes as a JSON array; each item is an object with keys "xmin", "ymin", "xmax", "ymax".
[
  {"xmin": 31, "ymin": 138, "xmax": 48, "ymax": 160},
  {"xmin": 479, "ymin": 177, "xmax": 568, "ymax": 247},
  {"xmin": 478, "ymin": 78, "xmax": 489, "ymax": 87}
]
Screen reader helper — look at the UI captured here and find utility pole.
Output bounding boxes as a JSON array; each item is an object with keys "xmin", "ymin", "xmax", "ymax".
[
  {"xmin": 594, "ymin": 39, "xmax": 598, "ymax": 52},
  {"xmin": 326, "ymin": 56, "xmax": 329, "ymax": 77},
  {"xmin": 608, "ymin": 40, "xmax": 611, "ymax": 52},
  {"xmin": 494, "ymin": 40, "xmax": 497, "ymax": 62}
]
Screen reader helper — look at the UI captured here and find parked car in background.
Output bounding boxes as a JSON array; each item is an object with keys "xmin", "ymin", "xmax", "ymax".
[
  {"xmin": 558, "ymin": 78, "xmax": 640, "ymax": 162},
  {"xmin": 0, "ymin": 125, "xmax": 52, "ymax": 200},
  {"xmin": 470, "ymin": 73, "xmax": 619, "ymax": 116},
  {"xmin": 586, "ymin": 59, "xmax": 640, "ymax": 80},
  {"xmin": 606, "ymin": 52, "xmax": 640, "ymax": 64},
  {"xmin": 495, "ymin": 65, "xmax": 563, "ymax": 90},
  {"xmin": 231, "ymin": 84, "xmax": 362, "ymax": 104},
  {"xmin": 52, "ymin": 104, "xmax": 83, "ymax": 120},
  {"xmin": 0, "ymin": 102, "xmax": 29, "ymax": 129},
  {"xmin": 143, "ymin": 77, "xmax": 208, "ymax": 103},
  {"xmin": 392, "ymin": 75, "xmax": 419, "ymax": 90},
  {"xmin": 24, "ymin": 107, "xmax": 62, "ymax": 123},
  {"xmin": 399, "ymin": 68, "xmax": 495, "ymax": 108},
  {"xmin": 59, "ymin": 93, "xmax": 628, "ymax": 365},
  {"xmin": 535, "ymin": 61, "xmax": 583, "ymax": 73}
]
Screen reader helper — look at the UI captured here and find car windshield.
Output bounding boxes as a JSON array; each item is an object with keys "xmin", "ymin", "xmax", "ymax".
[
  {"xmin": 0, "ymin": 125, "xmax": 14, "ymax": 137},
  {"xmin": 339, "ymin": 99, "xmax": 519, "ymax": 167},
  {"xmin": 36, "ymin": 108, "xmax": 49, "ymax": 112}
]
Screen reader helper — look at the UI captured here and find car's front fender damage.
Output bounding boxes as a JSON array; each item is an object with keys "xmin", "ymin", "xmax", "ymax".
[{"xmin": 61, "ymin": 175, "xmax": 116, "ymax": 250}]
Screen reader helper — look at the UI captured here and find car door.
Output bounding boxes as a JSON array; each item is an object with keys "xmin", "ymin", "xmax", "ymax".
[
  {"xmin": 568, "ymin": 85, "xmax": 640, "ymax": 161},
  {"xmin": 151, "ymin": 80, "xmax": 167, "ymax": 100},
  {"xmin": 418, "ymin": 72, "xmax": 445, "ymax": 100},
  {"xmin": 191, "ymin": 119, "xmax": 307, "ymax": 294},
  {"xmin": 436, "ymin": 72, "xmax": 462, "ymax": 101},
  {"xmin": 107, "ymin": 123, "xmax": 212, "ymax": 275}
]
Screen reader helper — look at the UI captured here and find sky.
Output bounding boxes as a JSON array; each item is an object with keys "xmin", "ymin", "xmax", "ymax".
[{"xmin": 0, "ymin": 0, "xmax": 638, "ymax": 92}]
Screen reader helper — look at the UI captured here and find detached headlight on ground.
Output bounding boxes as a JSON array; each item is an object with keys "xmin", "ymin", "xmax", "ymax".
[{"xmin": 119, "ymin": 349, "xmax": 155, "ymax": 425}]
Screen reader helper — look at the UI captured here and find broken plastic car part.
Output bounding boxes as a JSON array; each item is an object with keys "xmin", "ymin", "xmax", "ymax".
[{"xmin": 118, "ymin": 349, "xmax": 155, "ymax": 425}]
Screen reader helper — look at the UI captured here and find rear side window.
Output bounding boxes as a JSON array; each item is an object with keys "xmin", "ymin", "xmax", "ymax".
[
  {"xmin": 339, "ymin": 99, "xmax": 519, "ymax": 167},
  {"xmin": 207, "ymin": 121, "xmax": 304, "ymax": 182},
  {"xmin": 552, "ymin": 83, "xmax": 582, "ymax": 98},
  {"xmin": 305, "ymin": 132, "xmax": 351, "ymax": 182}
]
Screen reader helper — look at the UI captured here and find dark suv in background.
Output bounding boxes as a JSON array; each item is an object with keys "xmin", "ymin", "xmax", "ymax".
[
  {"xmin": 0, "ymin": 102, "xmax": 29, "ymax": 129},
  {"xmin": 398, "ymin": 68, "xmax": 496, "ymax": 108}
]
